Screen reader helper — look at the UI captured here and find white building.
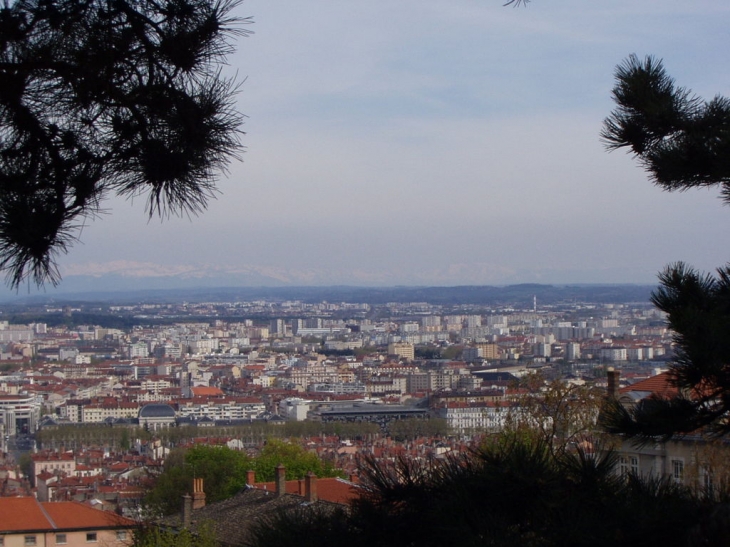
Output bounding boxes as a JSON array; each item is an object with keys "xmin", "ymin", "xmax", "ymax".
[
  {"xmin": 279, "ymin": 398, "xmax": 311, "ymax": 421},
  {"xmin": 0, "ymin": 393, "xmax": 42, "ymax": 434},
  {"xmin": 436, "ymin": 402, "xmax": 512, "ymax": 433}
]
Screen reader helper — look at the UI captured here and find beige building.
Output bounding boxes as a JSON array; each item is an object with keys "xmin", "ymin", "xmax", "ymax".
[
  {"xmin": 387, "ymin": 343, "xmax": 414, "ymax": 361},
  {"xmin": 0, "ymin": 497, "xmax": 135, "ymax": 547},
  {"xmin": 476, "ymin": 343, "xmax": 499, "ymax": 360},
  {"xmin": 31, "ymin": 452, "xmax": 76, "ymax": 486},
  {"xmin": 612, "ymin": 372, "xmax": 730, "ymax": 493}
]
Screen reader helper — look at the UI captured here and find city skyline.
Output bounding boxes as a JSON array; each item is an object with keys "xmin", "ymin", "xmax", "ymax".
[{"xmin": 8, "ymin": 0, "xmax": 730, "ymax": 298}]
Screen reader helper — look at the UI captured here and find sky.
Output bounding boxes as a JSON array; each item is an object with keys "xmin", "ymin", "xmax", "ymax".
[{"xmin": 14, "ymin": 0, "xmax": 730, "ymax": 296}]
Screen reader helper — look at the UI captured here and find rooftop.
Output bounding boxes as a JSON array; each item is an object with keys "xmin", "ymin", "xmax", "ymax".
[{"xmin": 0, "ymin": 497, "xmax": 135, "ymax": 533}]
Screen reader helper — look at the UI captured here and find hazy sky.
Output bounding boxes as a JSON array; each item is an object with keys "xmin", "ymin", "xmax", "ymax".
[{"xmin": 35, "ymin": 1, "xmax": 730, "ymax": 292}]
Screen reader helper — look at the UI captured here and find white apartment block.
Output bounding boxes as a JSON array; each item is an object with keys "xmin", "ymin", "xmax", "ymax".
[
  {"xmin": 600, "ymin": 347, "xmax": 628, "ymax": 362},
  {"xmin": 0, "ymin": 393, "xmax": 42, "ymax": 434},
  {"xmin": 177, "ymin": 398, "xmax": 266, "ymax": 421},
  {"xmin": 279, "ymin": 397, "xmax": 311, "ymax": 421},
  {"xmin": 436, "ymin": 402, "xmax": 510, "ymax": 433},
  {"xmin": 140, "ymin": 377, "xmax": 173, "ymax": 394}
]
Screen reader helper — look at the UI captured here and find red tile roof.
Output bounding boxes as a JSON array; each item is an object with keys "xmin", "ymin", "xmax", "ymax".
[
  {"xmin": 0, "ymin": 497, "xmax": 135, "ymax": 532},
  {"xmin": 42, "ymin": 501, "xmax": 135, "ymax": 529},
  {"xmin": 190, "ymin": 386, "xmax": 224, "ymax": 397},
  {"xmin": 251, "ymin": 477, "xmax": 360, "ymax": 505},
  {"xmin": 619, "ymin": 372, "xmax": 678, "ymax": 398},
  {"xmin": 0, "ymin": 498, "xmax": 49, "ymax": 531}
]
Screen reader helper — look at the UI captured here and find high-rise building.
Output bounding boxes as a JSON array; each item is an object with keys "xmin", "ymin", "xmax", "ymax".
[
  {"xmin": 270, "ymin": 319, "xmax": 285, "ymax": 336},
  {"xmin": 566, "ymin": 342, "xmax": 581, "ymax": 361},
  {"xmin": 476, "ymin": 343, "xmax": 499, "ymax": 360}
]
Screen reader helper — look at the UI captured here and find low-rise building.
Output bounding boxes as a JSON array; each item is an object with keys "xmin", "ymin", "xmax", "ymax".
[{"xmin": 0, "ymin": 497, "xmax": 136, "ymax": 547}]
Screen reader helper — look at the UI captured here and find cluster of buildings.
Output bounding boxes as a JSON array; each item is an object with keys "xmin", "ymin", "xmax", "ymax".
[
  {"xmin": 0, "ymin": 293, "xmax": 726, "ymax": 545},
  {"xmin": 0, "ymin": 300, "xmax": 674, "ymax": 442}
]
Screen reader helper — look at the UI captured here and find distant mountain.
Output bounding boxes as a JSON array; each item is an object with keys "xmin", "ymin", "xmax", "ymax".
[
  {"xmin": 0, "ymin": 283, "xmax": 655, "ymax": 307},
  {"xmin": 0, "ymin": 260, "xmax": 657, "ymax": 305}
]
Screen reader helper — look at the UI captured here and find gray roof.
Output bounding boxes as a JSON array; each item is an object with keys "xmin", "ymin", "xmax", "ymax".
[
  {"xmin": 318, "ymin": 404, "xmax": 427, "ymax": 417},
  {"xmin": 139, "ymin": 403, "xmax": 176, "ymax": 418},
  {"xmin": 159, "ymin": 488, "xmax": 342, "ymax": 546}
]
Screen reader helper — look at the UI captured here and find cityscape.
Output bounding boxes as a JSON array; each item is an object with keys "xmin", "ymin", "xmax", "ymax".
[
  {"xmin": 1, "ymin": 0, "xmax": 727, "ymax": 545},
  {"xmin": 0, "ymin": 281, "xmax": 722, "ymax": 544},
  {"xmin": 0, "ymin": 286, "xmax": 695, "ymax": 520}
]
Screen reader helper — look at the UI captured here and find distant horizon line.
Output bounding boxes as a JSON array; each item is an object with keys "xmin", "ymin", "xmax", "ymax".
[{"xmin": 0, "ymin": 281, "xmax": 659, "ymax": 305}]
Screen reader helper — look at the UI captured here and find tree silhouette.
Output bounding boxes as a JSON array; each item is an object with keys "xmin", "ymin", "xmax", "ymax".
[
  {"xmin": 0, "ymin": 0, "xmax": 248, "ymax": 287},
  {"xmin": 602, "ymin": 262, "xmax": 730, "ymax": 440},
  {"xmin": 602, "ymin": 54, "xmax": 730, "ymax": 202},
  {"xmin": 248, "ymin": 435, "xmax": 713, "ymax": 547},
  {"xmin": 600, "ymin": 56, "xmax": 730, "ymax": 441}
]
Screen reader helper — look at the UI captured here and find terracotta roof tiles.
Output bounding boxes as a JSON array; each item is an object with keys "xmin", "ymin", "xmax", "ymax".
[
  {"xmin": 0, "ymin": 497, "xmax": 135, "ymax": 533},
  {"xmin": 619, "ymin": 372, "xmax": 678, "ymax": 398}
]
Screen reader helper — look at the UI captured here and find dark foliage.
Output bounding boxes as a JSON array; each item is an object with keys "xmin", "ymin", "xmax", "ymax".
[
  {"xmin": 602, "ymin": 262, "xmax": 730, "ymax": 441},
  {"xmin": 247, "ymin": 505, "xmax": 353, "ymax": 547},
  {"xmin": 602, "ymin": 55, "xmax": 730, "ymax": 202},
  {"xmin": 0, "ymin": 0, "xmax": 248, "ymax": 287},
  {"xmin": 248, "ymin": 435, "xmax": 714, "ymax": 547}
]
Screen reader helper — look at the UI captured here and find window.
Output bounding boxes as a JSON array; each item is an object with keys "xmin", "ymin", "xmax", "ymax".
[
  {"xmin": 56, "ymin": 534, "xmax": 67, "ymax": 544},
  {"xmin": 630, "ymin": 456, "xmax": 639, "ymax": 475},
  {"xmin": 672, "ymin": 459, "xmax": 684, "ymax": 484},
  {"xmin": 618, "ymin": 456, "xmax": 629, "ymax": 477},
  {"xmin": 701, "ymin": 465, "xmax": 714, "ymax": 496},
  {"xmin": 86, "ymin": 532, "xmax": 97, "ymax": 542},
  {"xmin": 24, "ymin": 536, "xmax": 37, "ymax": 546},
  {"xmin": 0, "ymin": 536, "xmax": 4, "ymax": 546},
  {"xmin": 116, "ymin": 531, "xmax": 127, "ymax": 541},
  {"xmin": 618, "ymin": 455, "xmax": 639, "ymax": 478}
]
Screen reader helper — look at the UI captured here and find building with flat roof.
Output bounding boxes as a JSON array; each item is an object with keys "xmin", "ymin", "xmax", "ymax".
[
  {"xmin": 0, "ymin": 393, "xmax": 41, "ymax": 435},
  {"xmin": 387, "ymin": 343, "xmax": 414, "ymax": 361}
]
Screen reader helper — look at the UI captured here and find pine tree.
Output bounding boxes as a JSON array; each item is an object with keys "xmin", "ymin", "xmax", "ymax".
[
  {"xmin": 602, "ymin": 262, "xmax": 730, "ymax": 440},
  {"xmin": 602, "ymin": 54, "xmax": 730, "ymax": 202},
  {"xmin": 0, "ymin": 0, "xmax": 248, "ymax": 287},
  {"xmin": 601, "ymin": 56, "xmax": 730, "ymax": 440}
]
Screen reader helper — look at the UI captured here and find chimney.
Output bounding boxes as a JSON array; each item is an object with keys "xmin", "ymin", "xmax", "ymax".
[
  {"xmin": 275, "ymin": 464, "xmax": 286, "ymax": 497},
  {"xmin": 246, "ymin": 470, "xmax": 256, "ymax": 486},
  {"xmin": 192, "ymin": 478, "xmax": 206, "ymax": 509},
  {"xmin": 305, "ymin": 472, "xmax": 317, "ymax": 503},
  {"xmin": 607, "ymin": 368, "xmax": 620, "ymax": 399},
  {"xmin": 182, "ymin": 493, "xmax": 192, "ymax": 528},
  {"xmin": 349, "ymin": 473, "xmax": 359, "ymax": 484}
]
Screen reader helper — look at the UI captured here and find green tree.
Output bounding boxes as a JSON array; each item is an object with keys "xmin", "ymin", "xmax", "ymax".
[
  {"xmin": 144, "ymin": 440, "xmax": 341, "ymax": 515},
  {"xmin": 17, "ymin": 452, "xmax": 32, "ymax": 478},
  {"xmin": 144, "ymin": 445, "xmax": 251, "ymax": 516},
  {"xmin": 387, "ymin": 418, "xmax": 448, "ymax": 441},
  {"xmin": 441, "ymin": 345, "xmax": 462, "ymax": 360},
  {"xmin": 253, "ymin": 438, "xmax": 340, "ymax": 482},
  {"xmin": 120, "ymin": 429, "xmax": 131, "ymax": 451},
  {"xmin": 0, "ymin": 0, "xmax": 247, "ymax": 287},
  {"xmin": 414, "ymin": 346, "xmax": 440, "ymax": 360}
]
